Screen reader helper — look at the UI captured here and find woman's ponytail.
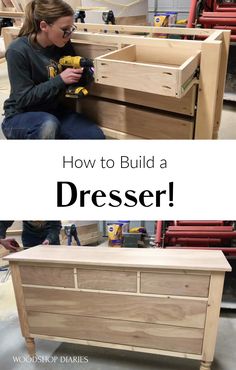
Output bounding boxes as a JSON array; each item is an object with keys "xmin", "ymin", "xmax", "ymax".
[{"xmin": 18, "ymin": 0, "xmax": 38, "ymax": 41}]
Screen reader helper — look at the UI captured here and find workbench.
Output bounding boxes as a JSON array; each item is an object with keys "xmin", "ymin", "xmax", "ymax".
[
  {"xmin": 5, "ymin": 245, "xmax": 231, "ymax": 370},
  {"xmin": 2, "ymin": 25, "xmax": 230, "ymax": 139}
]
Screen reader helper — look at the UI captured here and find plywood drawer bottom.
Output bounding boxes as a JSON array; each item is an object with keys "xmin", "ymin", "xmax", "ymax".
[{"xmin": 28, "ymin": 311, "xmax": 204, "ymax": 354}]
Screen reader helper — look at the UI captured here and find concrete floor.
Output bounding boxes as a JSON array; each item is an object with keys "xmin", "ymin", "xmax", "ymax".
[
  {"xmin": 0, "ymin": 60, "xmax": 236, "ymax": 139},
  {"xmin": 218, "ymin": 102, "xmax": 236, "ymax": 139},
  {"xmin": 0, "ymin": 275, "xmax": 236, "ymax": 370}
]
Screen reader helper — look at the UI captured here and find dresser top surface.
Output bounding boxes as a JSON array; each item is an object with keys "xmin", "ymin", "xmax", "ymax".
[{"xmin": 5, "ymin": 245, "xmax": 231, "ymax": 272}]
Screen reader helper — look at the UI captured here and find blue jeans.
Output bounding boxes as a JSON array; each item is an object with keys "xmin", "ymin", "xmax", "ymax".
[{"xmin": 2, "ymin": 110, "xmax": 105, "ymax": 139}]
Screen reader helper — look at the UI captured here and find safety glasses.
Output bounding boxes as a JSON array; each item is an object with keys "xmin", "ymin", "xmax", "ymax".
[
  {"xmin": 48, "ymin": 23, "xmax": 77, "ymax": 38},
  {"xmin": 60, "ymin": 24, "xmax": 77, "ymax": 38}
]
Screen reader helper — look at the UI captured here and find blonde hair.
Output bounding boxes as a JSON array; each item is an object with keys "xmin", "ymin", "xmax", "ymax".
[{"xmin": 19, "ymin": 0, "xmax": 74, "ymax": 44}]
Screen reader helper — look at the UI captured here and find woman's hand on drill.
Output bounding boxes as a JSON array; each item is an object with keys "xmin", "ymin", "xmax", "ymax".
[{"xmin": 60, "ymin": 68, "xmax": 84, "ymax": 85}]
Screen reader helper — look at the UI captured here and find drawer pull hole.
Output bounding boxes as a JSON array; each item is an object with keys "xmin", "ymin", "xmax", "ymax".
[
  {"xmin": 102, "ymin": 76, "xmax": 108, "ymax": 78},
  {"xmin": 101, "ymin": 63, "xmax": 107, "ymax": 66},
  {"xmin": 163, "ymin": 72, "xmax": 173, "ymax": 76},
  {"xmin": 162, "ymin": 85, "xmax": 171, "ymax": 89}
]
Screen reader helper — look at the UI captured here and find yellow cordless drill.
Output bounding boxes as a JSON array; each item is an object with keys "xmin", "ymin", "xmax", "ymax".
[{"xmin": 59, "ymin": 56, "xmax": 94, "ymax": 98}]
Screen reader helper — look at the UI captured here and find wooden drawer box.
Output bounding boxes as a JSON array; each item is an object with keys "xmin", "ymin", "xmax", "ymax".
[{"xmin": 95, "ymin": 45, "xmax": 200, "ymax": 98}]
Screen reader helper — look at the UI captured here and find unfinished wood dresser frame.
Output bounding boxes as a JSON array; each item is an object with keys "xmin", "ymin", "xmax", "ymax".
[
  {"xmin": 2, "ymin": 25, "xmax": 230, "ymax": 139},
  {"xmin": 5, "ymin": 246, "xmax": 231, "ymax": 370}
]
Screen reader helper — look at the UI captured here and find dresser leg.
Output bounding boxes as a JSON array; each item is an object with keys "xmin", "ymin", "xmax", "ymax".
[
  {"xmin": 200, "ymin": 361, "xmax": 212, "ymax": 370},
  {"xmin": 25, "ymin": 337, "xmax": 36, "ymax": 357}
]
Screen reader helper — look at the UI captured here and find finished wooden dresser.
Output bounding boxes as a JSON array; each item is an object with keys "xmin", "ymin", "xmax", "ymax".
[{"xmin": 5, "ymin": 246, "xmax": 231, "ymax": 370}]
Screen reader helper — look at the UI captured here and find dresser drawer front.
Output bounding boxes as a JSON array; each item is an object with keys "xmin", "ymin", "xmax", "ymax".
[
  {"xmin": 79, "ymin": 98, "xmax": 194, "ymax": 140},
  {"xmin": 77, "ymin": 269, "xmax": 137, "ymax": 292},
  {"xmin": 28, "ymin": 311, "xmax": 203, "ymax": 355},
  {"xmin": 20, "ymin": 266, "xmax": 75, "ymax": 288},
  {"xmin": 24, "ymin": 288, "xmax": 207, "ymax": 328},
  {"xmin": 141, "ymin": 272, "xmax": 210, "ymax": 297}
]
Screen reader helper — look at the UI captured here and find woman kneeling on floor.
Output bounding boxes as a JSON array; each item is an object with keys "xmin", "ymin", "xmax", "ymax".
[{"xmin": 2, "ymin": 0, "xmax": 105, "ymax": 140}]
